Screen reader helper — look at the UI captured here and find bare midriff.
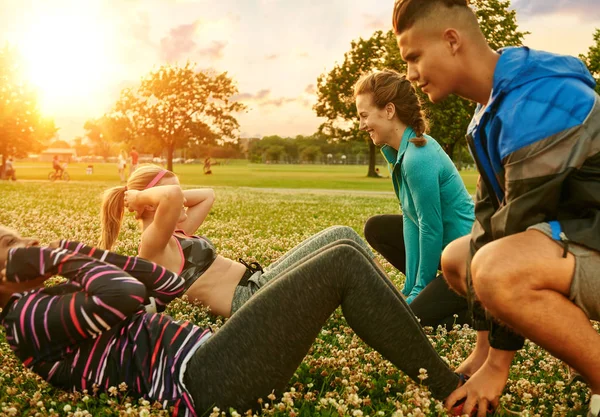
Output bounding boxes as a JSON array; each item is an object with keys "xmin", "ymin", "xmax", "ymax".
[{"xmin": 184, "ymin": 255, "xmax": 246, "ymax": 317}]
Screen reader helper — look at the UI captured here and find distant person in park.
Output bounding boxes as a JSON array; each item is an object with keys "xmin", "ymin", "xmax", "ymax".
[
  {"xmin": 130, "ymin": 146, "xmax": 139, "ymax": 174},
  {"xmin": 203, "ymin": 157, "xmax": 212, "ymax": 175},
  {"xmin": 0, "ymin": 225, "xmax": 470, "ymax": 415},
  {"xmin": 100, "ymin": 164, "xmax": 376, "ymax": 318},
  {"xmin": 52, "ymin": 155, "xmax": 63, "ymax": 177},
  {"xmin": 118, "ymin": 150, "xmax": 127, "ymax": 183},
  {"xmin": 4, "ymin": 157, "xmax": 16, "ymax": 181},
  {"xmin": 393, "ymin": 0, "xmax": 600, "ymax": 415},
  {"xmin": 355, "ymin": 69, "xmax": 475, "ymax": 330}
]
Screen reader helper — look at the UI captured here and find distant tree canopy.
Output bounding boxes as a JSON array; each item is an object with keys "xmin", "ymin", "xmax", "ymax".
[
  {"xmin": 0, "ymin": 46, "xmax": 57, "ymax": 171},
  {"xmin": 247, "ymin": 133, "xmax": 382, "ymax": 165},
  {"xmin": 581, "ymin": 28, "xmax": 600, "ymax": 94},
  {"xmin": 314, "ymin": 0, "xmax": 527, "ymax": 174},
  {"xmin": 107, "ymin": 62, "xmax": 246, "ymax": 171}
]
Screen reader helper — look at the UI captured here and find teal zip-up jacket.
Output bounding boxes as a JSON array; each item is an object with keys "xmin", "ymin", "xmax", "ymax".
[{"xmin": 382, "ymin": 127, "xmax": 475, "ymax": 303}]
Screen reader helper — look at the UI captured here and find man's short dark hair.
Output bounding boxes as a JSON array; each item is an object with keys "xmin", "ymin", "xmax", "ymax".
[{"xmin": 393, "ymin": 0, "xmax": 470, "ymax": 34}]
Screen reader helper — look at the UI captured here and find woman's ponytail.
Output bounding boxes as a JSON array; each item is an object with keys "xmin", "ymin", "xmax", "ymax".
[{"xmin": 99, "ymin": 186, "xmax": 127, "ymax": 250}]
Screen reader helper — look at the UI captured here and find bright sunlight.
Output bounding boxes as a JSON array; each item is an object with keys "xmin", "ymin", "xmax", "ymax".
[{"xmin": 18, "ymin": 2, "xmax": 115, "ymax": 116}]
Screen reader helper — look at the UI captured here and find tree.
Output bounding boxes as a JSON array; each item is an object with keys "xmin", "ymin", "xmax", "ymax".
[
  {"xmin": 314, "ymin": 0, "xmax": 527, "ymax": 171},
  {"xmin": 265, "ymin": 145, "xmax": 286, "ymax": 163},
  {"xmin": 580, "ymin": 28, "xmax": 600, "ymax": 95},
  {"xmin": 84, "ymin": 116, "xmax": 117, "ymax": 161},
  {"xmin": 300, "ymin": 145, "xmax": 322, "ymax": 164},
  {"xmin": 315, "ymin": 30, "xmax": 400, "ymax": 177},
  {"xmin": 73, "ymin": 136, "xmax": 91, "ymax": 157},
  {"xmin": 111, "ymin": 62, "xmax": 246, "ymax": 171},
  {"xmin": 0, "ymin": 46, "xmax": 57, "ymax": 174}
]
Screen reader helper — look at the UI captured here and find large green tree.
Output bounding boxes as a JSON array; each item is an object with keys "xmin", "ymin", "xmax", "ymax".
[
  {"xmin": 580, "ymin": 28, "xmax": 600, "ymax": 94},
  {"xmin": 110, "ymin": 62, "xmax": 245, "ymax": 171},
  {"xmin": 315, "ymin": 0, "xmax": 527, "ymax": 174},
  {"xmin": 0, "ymin": 46, "xmax": 57, "ymax": 174}
]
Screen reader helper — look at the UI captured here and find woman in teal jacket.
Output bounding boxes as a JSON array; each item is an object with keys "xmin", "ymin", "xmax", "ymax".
[{"xmin": 355, "ymin": 69, "xmax": 474, "ymax": 330}]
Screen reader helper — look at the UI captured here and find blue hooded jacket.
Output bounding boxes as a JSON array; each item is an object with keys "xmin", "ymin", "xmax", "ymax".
[{"xmin": 466, "ymin": 47, "xmax": 600, "ymax": 350}]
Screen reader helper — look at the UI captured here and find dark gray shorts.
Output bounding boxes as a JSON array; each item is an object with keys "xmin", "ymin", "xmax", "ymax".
[{"xmin": 528, "ymin": 222, "xmax": 600, "ymax": 321}]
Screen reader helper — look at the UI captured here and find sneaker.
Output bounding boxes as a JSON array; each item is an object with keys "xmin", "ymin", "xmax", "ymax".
[{"xmin": 589, "ymin": 394, "xmax": 600, "ymax": 417}]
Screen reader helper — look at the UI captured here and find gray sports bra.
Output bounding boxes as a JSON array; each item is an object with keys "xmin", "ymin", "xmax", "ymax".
[{"xmin": 172, "ymin": 230, "xmax": 217, "ymax": 290}]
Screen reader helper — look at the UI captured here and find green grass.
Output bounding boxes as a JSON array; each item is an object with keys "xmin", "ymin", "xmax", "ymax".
[
  {"xmin": 10, "ymin": 161, "xmax": 479, "ymax": 194},
  {"xmin": 0, "ymin": 182, "xmax": 591, "ymax": 416}
]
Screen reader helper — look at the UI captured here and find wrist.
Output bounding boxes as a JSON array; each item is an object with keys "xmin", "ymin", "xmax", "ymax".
[
  {"xmin": 486, "ymin": 348, "xmax": 515, "ymax": 371},
  {"xmin": 473, "ymin": 331, "xmax": 490, "ymax": 354}
]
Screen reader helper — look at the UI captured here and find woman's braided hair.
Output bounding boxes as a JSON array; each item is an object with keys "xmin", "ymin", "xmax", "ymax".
[{"xmin": 354, "ymin": 69, "xmax": 428, "ymax": 147}]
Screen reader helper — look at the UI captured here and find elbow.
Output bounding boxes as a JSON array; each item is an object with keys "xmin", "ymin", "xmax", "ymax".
[
  {"xmin": 162, "ymin": 186, "xmax": 184, "ymax": 207},
  {"xmin": 206, "ymin": 189, "xmax": 216, "ymax": 204}
]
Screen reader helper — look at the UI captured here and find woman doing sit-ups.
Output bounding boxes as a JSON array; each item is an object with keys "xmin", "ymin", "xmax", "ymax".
[
  {"xmin": 100, "ymin": 166, "xmax": 372, "ymax": 317},
  {"xmin": 0, "ymin": 225, "xmax": 467, "ymax": 416}
]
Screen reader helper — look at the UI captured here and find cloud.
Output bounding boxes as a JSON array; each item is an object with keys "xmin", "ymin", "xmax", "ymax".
[
  {"xmin": 199, "ymin": 41, "xmax": 228, "ymax": 60},
  {"xmin": 298, "ymin": 52, "xmax": 310, "ymax": 58},
  {"xmin": 304, "ymin": 84, "xmax": 316, "ymax": 95},
  {"xmin": 512, "ymin": 0, "xmax": 600, "ymax": 21},
  {"xmin": 232, "ymin": 89, "xmax": 298, "ymax": 107},
  {"xmin": 130, "ymin": 12, "xmax": 154, "ymax": 47},
  {"xmin": 362, "ymin": 13, "xmax": 389, "ymax": 31},
  {"xmin": 160, "ymin": 21, "xmax": 200, "ymax": 62},
  {"xmin": 159, "ymin": 21, "xmax": 229, "ymax": 63},
  {"xmin": 265, "ymin": 54, "xmax": 279, "ymax": 60}
]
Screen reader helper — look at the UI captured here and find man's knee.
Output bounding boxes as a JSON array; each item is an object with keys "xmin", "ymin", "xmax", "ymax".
[
  {"xmin": 441, "ymin": 235, "xmax": 470, "ymax": 295},
  {"xmin": 470, "ymin": 242, "xmax": 526, "ymax": 314}
]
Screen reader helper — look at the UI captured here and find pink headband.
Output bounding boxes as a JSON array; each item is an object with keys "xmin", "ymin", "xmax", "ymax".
[{"xmin": 145, "ymin": 170, "xmax": 168, "ymax": 189}]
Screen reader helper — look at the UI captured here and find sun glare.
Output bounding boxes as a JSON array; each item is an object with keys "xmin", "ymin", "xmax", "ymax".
[{"xmin": 18, "ymin": 3, "xmax": 115, "ymax": 116}]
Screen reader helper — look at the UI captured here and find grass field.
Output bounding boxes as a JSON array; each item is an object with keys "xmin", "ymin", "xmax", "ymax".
[
  {"xmin": 0, "ymin": 181, "xmax": 592, "ymax": 416},
  {"xmin": 9, "ymin": 161, "xmax": 480, "ymax": 194}
]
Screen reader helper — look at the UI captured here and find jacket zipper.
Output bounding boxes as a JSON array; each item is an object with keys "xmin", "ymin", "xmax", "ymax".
[{"xmin": 466, "ymin": 133, "xmax": 501, "ymax": 211}]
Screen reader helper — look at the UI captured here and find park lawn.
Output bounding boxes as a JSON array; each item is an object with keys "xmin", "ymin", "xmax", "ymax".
[
  {"xmin": 0, "ymin": 182, "xmax": 589, "ymax": 416},
  {"xmin": 10, "ymin": 161, "xmax": 479, "ymax": 194}
]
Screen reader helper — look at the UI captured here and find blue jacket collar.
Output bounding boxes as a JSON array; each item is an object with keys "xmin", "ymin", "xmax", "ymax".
[
  {"xmin": 492, "ymin": 47, "xmax": 595, "ymax": 104},
  {"xmin": 381, "ymin": 127, "xmax": 415, "ymax": 166}
]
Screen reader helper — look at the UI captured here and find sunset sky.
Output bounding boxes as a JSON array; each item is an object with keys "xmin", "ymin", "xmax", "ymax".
[{"xmin": 1, "ymin": 0, "xmax": 599, "ymax": 142}]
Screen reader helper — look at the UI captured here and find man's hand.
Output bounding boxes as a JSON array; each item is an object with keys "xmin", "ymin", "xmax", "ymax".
[{"xmin": 446, "ymin": 349, "xmax": 515, "ymax": 416}]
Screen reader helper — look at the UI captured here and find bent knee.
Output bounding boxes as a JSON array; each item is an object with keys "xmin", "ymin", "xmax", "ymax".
[
  {"xmin": 441, "ymin": 236, "xmax": 470, "ymax": 291},
  {"xmin": 471, "ymin": 243, "xmax": 527, "ymax": 308},
  {"xmin": 332, "ymin": 225, "xmax": 360, "ymax": 240},
  {"xmin": 364, "ymin": 215, "xmax": 386, "ymax": 244}
]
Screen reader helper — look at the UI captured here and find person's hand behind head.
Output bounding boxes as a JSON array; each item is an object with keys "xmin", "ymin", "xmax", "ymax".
[
  {"xmin": 0, "ymin": 227, "xmax": 39, "ymax": 271},
  {"xmin": 124, "ymin": 190, "xmax": 145, "ymax": 217}
]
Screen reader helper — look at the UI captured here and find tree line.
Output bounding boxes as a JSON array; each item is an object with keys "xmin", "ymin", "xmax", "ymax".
[{"xmin": 2, "ymin": 0, "xmax": 600, "ymax": 177}]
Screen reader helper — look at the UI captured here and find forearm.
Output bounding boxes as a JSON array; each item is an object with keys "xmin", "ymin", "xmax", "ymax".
[
  {"xmin": 58, "ymin": 241, "xmax": 185, "ymax": 305},
  {"xmin": 183, "ymin": 188, "xmax": 215, "ymax": 207},
  {"xmin": 136, "ymin": 185, "xmax": 184, "ymax": 209},
  {"xmin": 407, "ymin": 233, "xmax": 443, "ymax": 302}
]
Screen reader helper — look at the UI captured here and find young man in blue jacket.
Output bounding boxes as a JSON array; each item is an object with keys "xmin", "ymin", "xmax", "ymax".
[{"xmin": 393, "ymin": 0, "xmax": 600, "ymax": 415}]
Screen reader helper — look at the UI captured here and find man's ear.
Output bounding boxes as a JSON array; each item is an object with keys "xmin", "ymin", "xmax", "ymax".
[
  {"xmin": 385, "ymin": 103, "xmax": 396, "ymax": 120},
  {"xmin": 443, "ymin": 28, "xmax": 461, "ymax": 55}
]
